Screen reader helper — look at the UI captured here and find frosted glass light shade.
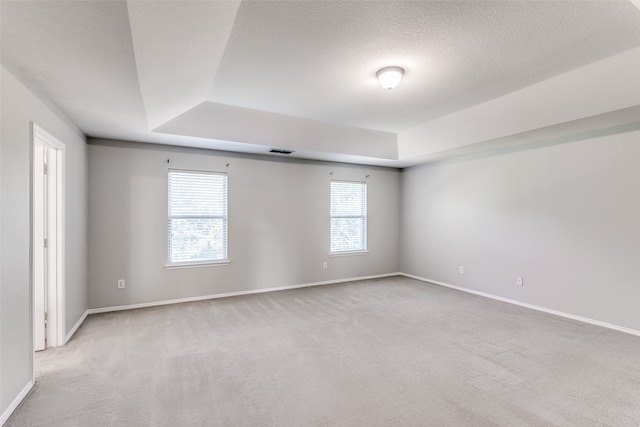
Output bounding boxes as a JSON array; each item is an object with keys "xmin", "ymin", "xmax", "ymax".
[{"xmin": 376, "ymin": 66, "xmax": 404, "ymax": 90}]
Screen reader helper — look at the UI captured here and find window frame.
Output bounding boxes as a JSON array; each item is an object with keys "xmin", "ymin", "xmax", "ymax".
[
  {"xmin": 166, "ymin": 169, "xmax": 229, "ymax": 269},
  {"xmin": 329, "ymin": 179, "xmax": 368, "ymax": 256}
]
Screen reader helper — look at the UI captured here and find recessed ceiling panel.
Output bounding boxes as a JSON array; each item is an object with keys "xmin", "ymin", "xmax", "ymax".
[{"xmin": 210, "ymin": 1, "xmax": 640, "ymax": 132}]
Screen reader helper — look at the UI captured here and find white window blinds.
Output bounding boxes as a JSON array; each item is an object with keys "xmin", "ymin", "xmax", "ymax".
[
  {"xmin": 168, "ymin": 170, "xmax": 228, "ymax": 264},
  {"xmin": 330, "ymin": 180, "xmax": 367, "ymax": 253}
]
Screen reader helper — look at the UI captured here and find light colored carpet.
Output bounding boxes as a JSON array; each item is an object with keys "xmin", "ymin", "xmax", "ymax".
[{"xmin": 7, "ymin": 276, "xmax": 640, "ymax": 426}]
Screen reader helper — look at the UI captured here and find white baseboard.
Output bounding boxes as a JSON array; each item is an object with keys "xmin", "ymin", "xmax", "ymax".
[
  {"xmin": 87, "ymin": 272, "xmax": 402, "ymax": 315},
  {"xmin": 10, "ymin": 271, "xmax": 632, "ymax": 427},
  {"xmin": 1, "ymin": 381, "xmax": 33, "ymax": 426},
  {"xmin": 401, "ymin": 273, "xmax": 640, "ymax": 337},
  {"xmin": 0, "ymin": 272, "xmax": 398, "ymax": 424},
  {"xmin": 64, "ymin": 309, "xmax": 89, "ymax": 344}
]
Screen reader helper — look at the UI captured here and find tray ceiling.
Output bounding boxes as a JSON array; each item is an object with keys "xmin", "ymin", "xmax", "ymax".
[{"xmin": 1, "ymin": 0, "xmax": 639, "ymax": 166}]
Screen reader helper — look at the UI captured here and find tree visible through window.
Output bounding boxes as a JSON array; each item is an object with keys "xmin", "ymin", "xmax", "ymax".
[
  {"xmin": 330, "ymin": 180, "xmax": 367, "ymax": 253},
  {"xmin": 168, "ymin": 170, "xmax": 228, "ymax": 264}
]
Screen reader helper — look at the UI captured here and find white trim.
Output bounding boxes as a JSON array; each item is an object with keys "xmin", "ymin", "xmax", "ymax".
[
  {"xmin": 329, "ymin": 250, "xmax": 369, "ymax": 257},
  {"xmin": 64, "ymin": 310, "xmax": 89, "ymax": 344},
  {"xmin": 167, "ymin": 169, "xmax": 228, "ymax": 265},
  {"xmin": 401, "ymin": 273, "xmax": 640, "ymax": 338},
  {"xmin": 55, "ymin": 145, "xmax": 66, "ymax": 347},
  {"xmin": 165, "ymin": 260, "xmax": 230, "ymax": 269},
  {"xmin": 87, "ymin": 273, "xmax": 401, "ymax": 314},
  {"xmin": 330, "ymin": 180, "xmax": 368, "ymax": 254},
  {"xmin": 32, "ymin": 123, "xmax": 66, "ymax": 348},
  {"xmin": 0, "ymin": 382, "xmax": 33, "ymax": 425}
]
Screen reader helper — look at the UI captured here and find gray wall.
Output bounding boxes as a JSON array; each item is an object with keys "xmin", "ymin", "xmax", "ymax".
[
  {"xmin": 1, "ymin": 58, "xmax": 88, "ymax": 416},
  {"xmin": 401, "ymin": 130, "xmax": 640, "ymax": 331},
  {"xmin": 88, "ymin": 140, "xmax": 401, "ymax": 309}
]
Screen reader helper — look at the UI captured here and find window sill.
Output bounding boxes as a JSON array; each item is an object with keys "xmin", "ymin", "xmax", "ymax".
[
  {"xmin": 329, "ymin": 250, "xmax": 369, "ymax": 257},
  {"xmin": 165, "ymin": 260, "xmax": 230, "ymax": 270}
]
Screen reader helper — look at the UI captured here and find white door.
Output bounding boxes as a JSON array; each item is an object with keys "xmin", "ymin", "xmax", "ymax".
[{"xmin": 33, "ymin": 135, "xmax": 61, "ymax": 351}]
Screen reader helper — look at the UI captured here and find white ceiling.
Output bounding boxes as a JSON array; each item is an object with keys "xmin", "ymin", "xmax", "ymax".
[{"xmin": 1, "ymin": 0, "xmax": 639, "ymax": 167}]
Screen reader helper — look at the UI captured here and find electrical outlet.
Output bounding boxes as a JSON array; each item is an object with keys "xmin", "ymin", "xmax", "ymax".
[
  {"xmin": 117, "ymin": 279, "xmax": 125, "ymax": 289},
  {"xmin": 517, "ymin": 276, "xmax": 524, "ymax": 286},
  {"xmin": 459, "ymin": 266, "xmax": 464, "ymax": 274},
  {"xmin": 323, "ymin": 261, "xmax": 328, "ymax": 269}
]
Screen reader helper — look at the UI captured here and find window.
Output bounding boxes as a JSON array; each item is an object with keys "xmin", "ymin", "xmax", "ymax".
[
  {"xmin": 330, "ymin": 180, "xmax": 367, "ymax": 253},
  {"xmin": 168, "ymin": 170, "xmax": 228, "ymax": 265}
]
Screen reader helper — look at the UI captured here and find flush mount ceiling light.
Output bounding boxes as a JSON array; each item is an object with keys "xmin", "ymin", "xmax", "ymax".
[{"xmin": 376, "ymin": 66, "xmax": 405, "ymax": 90}]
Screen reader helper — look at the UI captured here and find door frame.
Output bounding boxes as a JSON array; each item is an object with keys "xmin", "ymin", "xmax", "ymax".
[{"xmin": 31, "ymin": 123, "xmax": 65, "ymax": 360}]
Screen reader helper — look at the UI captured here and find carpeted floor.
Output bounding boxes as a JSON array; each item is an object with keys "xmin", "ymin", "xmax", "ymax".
[{"xmin": 7, "ymin": 276, "xmax": 640, "ymax": 426}]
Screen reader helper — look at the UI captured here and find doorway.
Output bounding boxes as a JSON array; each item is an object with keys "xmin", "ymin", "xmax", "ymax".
[{"xmin": 32, "ymin": 123, "xmax": 65, "ymax": 351}]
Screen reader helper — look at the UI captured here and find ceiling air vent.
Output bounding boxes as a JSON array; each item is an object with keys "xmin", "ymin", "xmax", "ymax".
[{"xmin": 269, "ymin": 148, "xmax": 294, "ymax": 155}]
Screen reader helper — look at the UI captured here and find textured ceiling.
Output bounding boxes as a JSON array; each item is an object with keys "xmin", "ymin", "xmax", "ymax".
[
  {"xmin": 211, "ymin": 0, "xmax": 640, "ymax": 132},
  {"xmin": 1, "ymin": 0, "xmax": 639, "ymax": 166}
]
